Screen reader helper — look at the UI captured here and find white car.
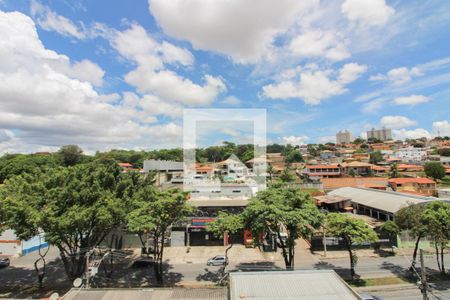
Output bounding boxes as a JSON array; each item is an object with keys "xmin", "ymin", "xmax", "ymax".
[{"xmin": 207, "ymin": 255, "xmax": 228, "ymax": 266}]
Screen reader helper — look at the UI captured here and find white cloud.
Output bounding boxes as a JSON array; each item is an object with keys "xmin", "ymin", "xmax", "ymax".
[
  {"xmin": 108, "ymin": 23, "xmax": 226, "ymax": 106},
  {"xmin": 280, "ymin": 135, "xmax": 309, "ymax": 146},
  {"xmin": 433, "ymin": 120, "xmax": 450, "ymax": 136},
  {"xmin": 393, "ymin": 94, "xmax": 430, "ymax": 106},
  {"xmin": 30, "ymin": 0, "xmax": 86, "ymax": 39},
  {"xmin": 338, "ymin": 63, "xmax": 368, "ymax": 84},
  {"xmin": 380, "ymin": 115, "xmax": 417, "ymax": 129},
  {"xmin": 0, "ymin": 10, "xmax": 182, "ymax": 153},
  {"xmin": 148, "ymin": 0, "xmax": 317, "ymax": 63},
  {"xmin": 262, "ymin": 63, "xmax": 366, "ymax": 104},
  {"xmin": 289, "ymin": 30, "xmax": 350, "ymax": 61},
  {"xmin": 393, "ymin": 128, "xmax": 432, "ymax": 140},
  {"xmin": 316, "ymin": 135, "xmax": 336, "ymax": 144},
  {"xmin": 341, "ymin": 0, "xmax": 394, "ymax": 26},
  {"xmin": 222, "ymin": 96, "xmax": 241, "ymax": 106},
  {"xmin": 370, "ymin": 67, "xmax": 423, "ymax": 85}
]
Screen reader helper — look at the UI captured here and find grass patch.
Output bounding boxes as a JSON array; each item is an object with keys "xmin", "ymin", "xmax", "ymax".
[{"xmin": 348, "ymin": 276, "xmax": 409, "ymax": 287}]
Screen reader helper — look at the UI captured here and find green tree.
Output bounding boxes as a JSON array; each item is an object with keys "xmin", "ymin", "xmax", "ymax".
[
  {"xmin": 242, "ymin": 184, "xmax": 323, "ymax": 269},
  {"xmin": 0, "ymin": 160, "xmax": 126, "ymax": 280},
  {"xmin": 438, "ymin": 148, "xmax": 450, "ymax": 157},
  {"xmin": 389, "ymin": 163, "xmax": 400, "ymax": 178},
  {"xmin": 57, "ymin": 145, "xmax": 84, "ymax": 166},
  {"xmin": 127, "ymin": 187, "xmax": 192, "ymax": 283},
  {"xmin": 369, "ymin": 151, "xmax": 383, "ymax": 164},
  {"xmin": 285, "ymin": 150, "xmax": 304, "ymax": 164},
  {"xmin": 353, "ymin": 138, "xmax": 365, "ymax": 145},
  {"xmin": 378, "ymin": 221, "xmax": 399, "ymax": 253},
  {"xmin": 0, "ymin": 153, "xmax": 59, "ymax": 183},
  {"xmin": 279, "ymin": 167, "xmax": 295, "ymax": 182},
  {"xmin": 424, "ymin": 162, "xmax": 446, "ymax": 181},
  {"xmin": 326, "ymin": 213, "xmax": 378, "ymax": 279},
  {"xmin": 421, "ymin": 201, "xmax": 450, "ymax": 275},
  {"xmin": 395, "ymin": 204, "xmax": 427, "ymax": 271}
]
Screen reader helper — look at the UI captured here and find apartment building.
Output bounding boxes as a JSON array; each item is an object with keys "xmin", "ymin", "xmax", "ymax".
[
  {"xmin": 336, "ymin": 130, "xmax": 353, "ymax": 144},
  {"xmin": 367, "ymin": 128, "xmax": 392, "ymax": 141}
]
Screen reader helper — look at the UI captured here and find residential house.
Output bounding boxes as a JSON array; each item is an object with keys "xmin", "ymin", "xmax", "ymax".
[
  {"xmin": 388, "ymin": 178, "xmax": 436, "ymax": 196},
  {"xmin": 341, "ymin": 161, "xmax": 373, "ymax": 176},
  {"xmin": 143, "ymin": 159, "xmax": 184, "ymax": 185},
  {"xmin": 216, "ymin": 154, "xmax": 249, "ymax": 180},
  {"xmin": 303, "ymin": 164, "xmax": 341, "ymax": 178},
  {"xmin": 396, "ymin": 164, "xmax": 424, "ymax": 172},
  {"xmin": 394, "ymin": 146, "xmax": 428, "ymax": 162},
  {"xmin": 353, "ymin": 153, "xmax": 370, "ymax": 162},
  {"xmin": 371, "ymin": 165, "xmax": 389, "ymax": 174},
  {"xmin": 319, "ymin": 150, "xmax": 335, "ymax": 160},
  {"xmin": 246, "ymin": 156, "xmax": 270, "ymax": 175}
]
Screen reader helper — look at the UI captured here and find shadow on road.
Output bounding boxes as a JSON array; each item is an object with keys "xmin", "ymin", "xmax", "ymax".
[{"xmin": 0, "ymin": 258, "xmax": 70, "ymax": 299}]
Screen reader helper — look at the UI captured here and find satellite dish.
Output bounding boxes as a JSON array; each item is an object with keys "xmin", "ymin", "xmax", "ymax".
[
  {"xmin": 73, "ymin": 277, "xmax": 83, "ymax": 288},
  {"xmin": 50, "ymin": 292, "xmax": 59, "ymax": 300}
]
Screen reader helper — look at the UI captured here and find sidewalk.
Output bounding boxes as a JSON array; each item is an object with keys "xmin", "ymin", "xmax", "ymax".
[
  {"xmin": 312, "ymin": 247, "xmax": 418, "ymax": 260},
  {"xmin": 163, "ymin": 245, "xmax": 265, "ymax": 264}
]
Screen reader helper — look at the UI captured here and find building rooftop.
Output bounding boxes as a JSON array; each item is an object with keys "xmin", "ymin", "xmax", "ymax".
[
  {"xmin": 329, "ymin": 187, "xmax": 435, "ymax": 214},
  {"xmin": 388, "ymin": 178, "xmax": 435, "ymax": 184},
  {"xmin": 63, "ymin": 288, "xmax": 227, "ymax": 300},
  {"xmin": 321, "ymin": 177, "xmax": 388, "ymax": 190},
  {"xmin": 229, "ymin": 270, "xmax": 361, "ymax": 300}
]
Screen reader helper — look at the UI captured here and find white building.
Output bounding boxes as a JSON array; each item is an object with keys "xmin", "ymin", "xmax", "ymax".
[
  {"xmin": 336, "ymin": 130, "xmax": 353, "ymax": 144},
  {"xmin": 367, "ymin": 128, "xmax": 392, "ymax": 141},
  {"xmin": 394, "ymin": 146, "xmax": 427, "ymax": 162}
]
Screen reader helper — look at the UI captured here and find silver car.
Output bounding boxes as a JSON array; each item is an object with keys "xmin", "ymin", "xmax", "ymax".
[
  {"xmin": 0, "ymin": 257, "xmax": 10, "ymax": 268},
  {"xmin": 207, "ymin": 255, "xmax": 228, "ymax": 266}
]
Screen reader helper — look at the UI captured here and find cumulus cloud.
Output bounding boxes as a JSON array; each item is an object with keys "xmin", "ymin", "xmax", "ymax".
[
  {"xmin": 262, "ymin": 63, "xmax": 366, "ymax": 104},
  {"xmin": 280, "ymin": 135, "xmax": 309, "ymax": 146},
  {"xmin": 221, "ymin": 96, "xmax": 242, "ymax": 106},
  {"xmin": 30, "ymin": 0, "xmax": 86, "ymax": 39},
  {"xmin": 108, "ymin": 23, "xmax": 226, "ymax": 106},
  {"xmin": 393, "ymin": 128, "xmax": 432, "ymax": 140},
  {"xmin": 370, "ymin": 67, "xmax": 423, "ymax": 85},
  {"xmin": 338, "ymin": 63, "xmax": 368, "ymax": 84},
  {"xmin": 393, "ymin": 94, "xmax": 430, "ymax": 106},
  {"xmin": 380, "ymin": 115, "xmax": 417, "ymax": 129},
  {"xmin": 289, "ymin": 30, "xmax": 350, "ymax": 61},
  {"xmin": 0, "ymin": 10, "xmax": 182, "ymax": 153},
  {"xmin": 433, "ymin": 120, "xmax": 450, "ymax": 136},
  {"xmin": 341, "ymin": 0, "xmax": 394, "ymax": 26},
  {"xmin": 148, "ymin": 0, "xmax": 317, "ymax": 63}
]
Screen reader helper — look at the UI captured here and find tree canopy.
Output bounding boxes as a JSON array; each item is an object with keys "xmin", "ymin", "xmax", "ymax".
[
  {"xmin": 424, "ymin": 162, "xmax": 446, "ymax": 181},
  {"xmin": 326, "ymin": 213, "xmax": 378, "ymax": 278},
  {"xmin": 242, "ymin": 184, "xmax": 323, "ymax": 269},
  {"xmin": 0, "ymin": 160, "xmax": 128, "ymax": 279}
]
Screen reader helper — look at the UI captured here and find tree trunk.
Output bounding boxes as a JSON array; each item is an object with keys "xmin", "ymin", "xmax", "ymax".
[
  {"xmin": 410, "ymin": 235, "xmax": 421, "ymax": 271},
  {"xmin": 276, "ymin": 232, "xmax": 290, "ymax": 269},
  {"xmin": 344, "ymin": 236, "xmax": 355, "ymax": 279},
  {"xmin": 34, "ymin": 241, "xmax": 50, "ymax": 288},
  {"xmin": 440, "ymin": 245, "xmax": 445, "ymax": 275},
  {"xmin": 435, "ymin": 242, "xmax": 441, "ymax": 273}
]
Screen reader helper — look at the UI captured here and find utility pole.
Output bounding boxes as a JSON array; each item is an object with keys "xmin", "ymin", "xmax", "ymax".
[{"xmin": 420, "ymin": 249, "xmax": 428, "ymax": 300}]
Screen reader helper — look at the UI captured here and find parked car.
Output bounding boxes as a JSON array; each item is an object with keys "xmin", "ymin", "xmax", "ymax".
[
  {"xmin": 131, "ymin": 257, "xmax": 154, "ymax": 268},
  {"xmin": 0, "ymin": 257, "xmax": 10, "ymax": 268},
  {"xmin": 206, "ymin": 255, "xmax": 228, "ymax": 266}
]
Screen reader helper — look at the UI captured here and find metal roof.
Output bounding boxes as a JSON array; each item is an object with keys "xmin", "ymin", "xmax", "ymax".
[
  {"xmin": 329, "ymin": 187, "xmax": 434, "ymax": 214},
  {"xmin": 229, "ymin": 270, "xmax": 361, "ymax": 300},
  {"xmin": 63, "ymin": 288, "xmax": 227, "ymax": 300}
]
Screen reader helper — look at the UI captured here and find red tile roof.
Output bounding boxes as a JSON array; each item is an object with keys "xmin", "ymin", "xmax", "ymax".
[
  {"xmin": 321, "ymin": 177, "xmax": 388, "ymax": 189},
  {"xmin": 388, "ymin": 178, "xmax": 435, "ymax": 184},
  {"xmin": 306, "ymin": 164, "xmax": 340, "ymax": 169},
  {"xmin": 118, "ymin": 162, "xmax": 133, "ymax": 167}
]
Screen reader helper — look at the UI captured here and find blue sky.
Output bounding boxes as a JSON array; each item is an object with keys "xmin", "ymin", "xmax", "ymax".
[{"xmin": 0, "ymin": 0, "xmax": 449, "ymax": 153}]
